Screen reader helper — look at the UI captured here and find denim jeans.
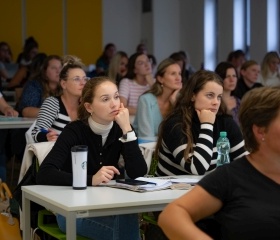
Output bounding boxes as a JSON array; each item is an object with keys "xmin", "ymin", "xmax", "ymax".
[{"xmin": 56, "ymin": 213, "xmax": 141, "ymax": 240}]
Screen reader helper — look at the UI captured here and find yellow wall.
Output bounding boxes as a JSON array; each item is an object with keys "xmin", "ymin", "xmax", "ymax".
[
  {"xmin": 0, "ymin": 0, "xmax": 102, "ymax": 65},
  {"xmin": 26, "ymin": 0, "xmax": 64, "ymax": 56},
  {"xmin": 67, "ymin": 0, "xmax": 102, "ymax": 65},
  {"xmin": 0, "ymin": 1, "xmax": 23, "ymax": 62}
]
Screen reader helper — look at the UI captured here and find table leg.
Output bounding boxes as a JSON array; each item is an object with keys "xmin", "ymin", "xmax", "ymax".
[
  {"xmin": 22, "ymin": 191, "xmax": 31, "ymax": 240},
  {"xmin": 66, "ymin": 211, "xmax": 77, "ymax": 240}
]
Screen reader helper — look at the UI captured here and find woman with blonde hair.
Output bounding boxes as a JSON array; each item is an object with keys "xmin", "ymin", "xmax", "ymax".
[
  {"xmin": 31, "ymin": 55, "xmax": 87, "ymax": 142},
  {"xmin": 159, "ymin": 87, "xmax": 280, "ymax": 239},
  {"xmin": 258, "ymin": 51, "xmax": 280, "ymax": 86},
  {"xmin": 107, "ymin": 51, "xmax": 128, "ymax": 86},
  {"xmin": 133, "ymin": 58, "xmax": 182, "ymax": 138}
]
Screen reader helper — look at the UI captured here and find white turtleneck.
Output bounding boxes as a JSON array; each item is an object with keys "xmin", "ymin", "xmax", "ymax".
[{"xmin": 88, "ymin": 117, "xmax": 113, "ymax": 146}]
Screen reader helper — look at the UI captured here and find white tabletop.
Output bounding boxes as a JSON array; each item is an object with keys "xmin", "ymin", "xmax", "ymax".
[
  {"xmin": 22, "ymin": 183, "xmax": 194, "ymax": 240},
  {"xmin": 0, "ymin": 116, "xmax": 35, "ymax": 129}
]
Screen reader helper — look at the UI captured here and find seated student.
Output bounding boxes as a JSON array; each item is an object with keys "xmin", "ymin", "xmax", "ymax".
[
  {"xmin": 8, "ymin": 55, "xmax": 62, "ymax": 162},
  {"xmin": 158, "ymin": 86, "xmax": 280, "ymax": 240},
  {"xmin": 0, "ymin": 41, "xmax": 14, "ymax": 82},
  {"xmin": 155, "ymin": 70, "xmax": 247, "ymax": 177},
  {"xmin": 107, "ymin": 51, "xmax": 128, "ymax": 86},
  {"xmin": 119, "ymin": 52, "xmax": 154, "ymax": 116},
  {"xmin": 95, "ymin": 43, "xmax": 116, "ymax": 76},
  {"xmin": 31, "ymin": 55, "xmax": 87, "ymax": 142},
  {"xmin": 18, "ymin": 55, "xmax": 62, "ymax": 118},
  {"xmin": 258, "ymin": 51, "xmax": 280, "ymax": 87},
  {"xmin": 215, "ymin": 62, "xmax": 240, "ymax": 125},
  {"xmin": 0, "ymin": 92, "xmax": 18, "ymax": 181},
  {"xmin": 37, "ymin": 76, "xmax": 147, "ymax": 240},
  {"xmin": 226, "ymin": 49, "xmax": 246, "ymax": 78},
  {"xmin": 7, "ymin": 37, "xmax": 39, "ymax": 90},
  {"xmin": 233, "ymin": 60, "xmax": 263, "ymax": 99},
  {"xmin": 133, "ymin": 58, "xmax": 182, "ymax": 138}
]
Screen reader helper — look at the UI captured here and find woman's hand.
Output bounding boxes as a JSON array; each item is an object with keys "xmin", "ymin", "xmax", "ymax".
[
  {"xmin": 92, "ymin": 166, "xmax": 120, "ymax": 185},
  {"xmin": 145, "ymin": 74, "xmax": 155, "ymax": 87},
  {"xmin": 169, "ymin": 87, "xmax": 182, "ymax": 106},
  {"xmin": 115, "ymin": 103, "xmax": 132, "ymax": 134},
  {"xmin": 196, "ymin": 109, "xmax": 216, "ymax": 124},
  {"xmin": 46, "ymin": 129, "xmax": 59, "ymax": 142},
  {"xmin": 4, "ymin": 106, "xmax": 18, "ymax": 117}
]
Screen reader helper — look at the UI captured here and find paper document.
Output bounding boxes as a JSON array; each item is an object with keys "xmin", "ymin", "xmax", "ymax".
[{"xmin": 108, "ymin": 176, "xmax": 199, "ymax": 192}]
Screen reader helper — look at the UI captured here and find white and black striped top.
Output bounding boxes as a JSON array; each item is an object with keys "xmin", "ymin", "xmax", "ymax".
[
  {"xmin": 32, "ymin": 96, "xmax": 71, "ymax": 142},
  {"xmin": 156, "ymin": 113, "xmax": 248, "ymax": 176}
]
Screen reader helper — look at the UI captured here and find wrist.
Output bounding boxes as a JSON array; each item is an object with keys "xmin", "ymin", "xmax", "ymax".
[
  {"xmin": 122, "ymin": 127, "xmax": 133, "ymax": 135},
  {"xmin": 119, "ymin": 130, "xmax": 137, "ymax": 142}
]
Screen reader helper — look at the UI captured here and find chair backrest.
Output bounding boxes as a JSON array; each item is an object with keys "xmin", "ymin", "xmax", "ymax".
[{"xmin": 25, "ymin": 120, "xmax": 36, "ymax": 144}]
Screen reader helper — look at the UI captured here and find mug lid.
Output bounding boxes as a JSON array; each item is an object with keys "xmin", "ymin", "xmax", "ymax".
[{"xmin": 71, "ymin": 145, "xmax": 88, "ymax": 152}]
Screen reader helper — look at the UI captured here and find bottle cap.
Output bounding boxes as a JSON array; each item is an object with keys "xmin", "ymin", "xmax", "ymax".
[{"xmin": 220, "ymin": 131, "xmax": 227, "ymax": 137}]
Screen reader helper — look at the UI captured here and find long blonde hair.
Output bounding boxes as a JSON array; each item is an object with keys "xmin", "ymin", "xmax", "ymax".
[{"xmin": 261, "ymin": 51, "xmax": 280, "ymax": 81}]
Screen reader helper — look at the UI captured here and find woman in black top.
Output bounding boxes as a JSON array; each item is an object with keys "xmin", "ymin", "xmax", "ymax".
[
  {"xmin": 159, "ymin": 87, "xmax": 280, "ymax": 239},
  {"xmin": 37, "ymin": 76, "xmax": 147, "ymax": 240}
]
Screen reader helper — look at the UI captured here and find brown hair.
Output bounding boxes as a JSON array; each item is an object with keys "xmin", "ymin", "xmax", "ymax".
[
  {"xmin": 238, "ymin": 86, "xmax": 280, "ymax": 153},
  {"xmin": 240, "ymin": 60, "xmax": 259, "ymax": 71},
  {"xmin": 40, "ymin": 55, "xmax": 62, "ymax": 99},
  {"xmin": 156, "ymin": 70, "xmax": 225, "ymax": 161},
  {"xmin": 78, "ymin": 76, "xmax": 116, "ymax": 121}
]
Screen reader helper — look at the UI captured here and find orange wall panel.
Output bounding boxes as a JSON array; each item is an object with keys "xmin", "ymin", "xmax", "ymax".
[
  {"xmin": 0, "ymin": 0, "xmax": 23, "ymax": 62},
  {"xmin": 25, "ymin": 0, "xmax": 63, "ymax": 56},
  {"xmin": 67, "ymin": 0, "xmax": 102, "ymax": 65}
]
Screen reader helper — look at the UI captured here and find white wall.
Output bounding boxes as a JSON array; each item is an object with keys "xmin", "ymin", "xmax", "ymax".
[
  {"xmin": 152, "ymin": 0, "xmax": 181, "ymax": 63},
  {"xmin": 102, "ymin": 0, "xmax": 142, "ymax": 55},
  {"xmin": 180, "ymin": 0, "xmax": 204, "ymax": 70},
  {"xmin": 102, "ymin": 0, "xmax": 277, "ymax": 70}
]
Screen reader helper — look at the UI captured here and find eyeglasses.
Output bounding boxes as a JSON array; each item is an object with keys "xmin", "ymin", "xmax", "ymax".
[{"xmin": 69, "ymin": 76, "xmax": 90, "ymax": 84}]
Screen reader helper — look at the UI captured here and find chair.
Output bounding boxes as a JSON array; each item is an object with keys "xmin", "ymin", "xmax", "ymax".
[
  {"xmin": 8, "ymin": 120, "xmax": 37, "ymax": 188},
  {"xmin": 37, "ymin": 209, "xmax": 90, "ymax": 240}
]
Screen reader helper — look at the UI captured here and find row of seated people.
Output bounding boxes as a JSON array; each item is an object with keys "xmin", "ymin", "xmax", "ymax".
[
  {"xmin": 22, "ymin": 69, "xmax": 279, "ymax": 239},
  {"xmin": 0, "ymin": 49, "xmax": 279, "ymax": 239}
]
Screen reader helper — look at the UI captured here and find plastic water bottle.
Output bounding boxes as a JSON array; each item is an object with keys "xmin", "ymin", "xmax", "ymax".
[{"xmin": 216, "ymin": 131, "xmax": 230, "ymax": 167}]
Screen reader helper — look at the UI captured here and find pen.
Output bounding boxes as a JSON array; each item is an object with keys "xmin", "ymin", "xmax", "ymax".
[{"xmin": 40, "ymin": 128, "xmax": 49, "ymax": 133}]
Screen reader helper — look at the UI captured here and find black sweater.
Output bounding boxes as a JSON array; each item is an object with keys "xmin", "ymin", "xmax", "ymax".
[{"xmin": 37, "ymin": 120, "xmax": 148, "ymax": 186}]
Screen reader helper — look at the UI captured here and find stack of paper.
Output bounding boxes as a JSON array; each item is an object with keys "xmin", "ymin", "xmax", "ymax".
[{"xmin": 109, "ymin": 176, "xmax": 201, "ymax": 192}]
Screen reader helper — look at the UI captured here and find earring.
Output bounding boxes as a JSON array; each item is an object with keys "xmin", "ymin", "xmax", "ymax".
[
  {"xmin": 261, "ymin": 137, "xmax": 265, "ymax": 142},
  {"xmin": 90, "ymin": 112, "xmax": 92, "ymax": 116}
]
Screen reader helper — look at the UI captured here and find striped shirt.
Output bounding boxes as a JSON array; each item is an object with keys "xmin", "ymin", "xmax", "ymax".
[
  {"xmin": 32, "ymin": 96, "xmax": 71, "ymax": 142},
  {"xmin": 119, "ymin": 78, "xmax": 150, "ymax": 108},
  {"xmin": 156, "ymin": 113, "xmax": 247, "ymax": 176}
]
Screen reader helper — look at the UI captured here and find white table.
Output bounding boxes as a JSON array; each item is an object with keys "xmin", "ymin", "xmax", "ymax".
[
  {"xmin": 0, "ymin": 116, "xmax": 35, "ymax": 129},
  {"xmin": 22, "ymin": 184, "xmax": 193, "ymax": 240}
]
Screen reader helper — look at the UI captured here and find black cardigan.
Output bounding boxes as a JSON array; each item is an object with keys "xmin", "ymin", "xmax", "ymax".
[{"xmin": 37, "ymin": 120, "xmax": 147, "ymax": 186}]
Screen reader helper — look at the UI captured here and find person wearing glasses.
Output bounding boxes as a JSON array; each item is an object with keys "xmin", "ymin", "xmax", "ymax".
[
  {"xmin": 31, "ymin": 55, "xmax": 88, "ymax": 142},
  {"xmin": 119, "ymin": 52, "xmax": 154, "ymax": 117}
]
